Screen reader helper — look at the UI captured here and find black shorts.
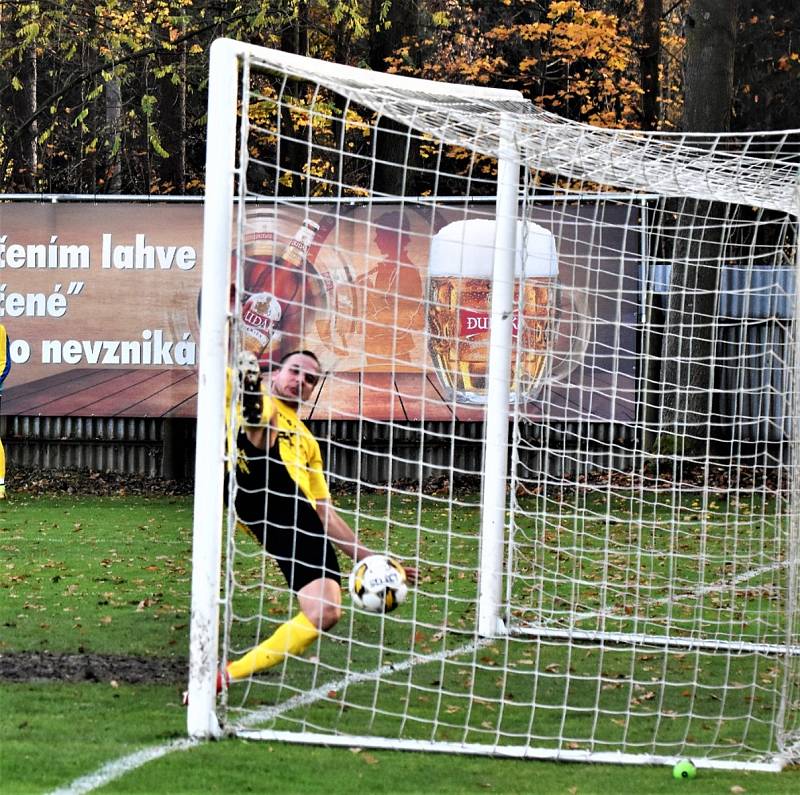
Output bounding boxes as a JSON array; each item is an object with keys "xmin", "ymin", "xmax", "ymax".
[{"xmin": 233, "ymin": 432, "xmax": 341, "ymax": 593}]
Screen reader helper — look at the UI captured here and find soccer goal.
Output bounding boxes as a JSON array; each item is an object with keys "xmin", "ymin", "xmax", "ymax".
[{"xmin": 188, "ymin": 38, "xmax": 800, "ymax": 771}]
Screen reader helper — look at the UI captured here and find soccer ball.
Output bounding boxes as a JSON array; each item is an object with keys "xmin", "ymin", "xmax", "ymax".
[{"xmin": 349, "ymin": 555, "xmax": 408, "ymax": 613}]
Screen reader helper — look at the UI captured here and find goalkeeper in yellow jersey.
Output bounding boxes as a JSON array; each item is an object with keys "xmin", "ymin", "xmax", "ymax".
[
  {"xmin": 0, "ymin": 323, "xmax": 10, "ymax": 500},
  {"xmin": 220, "ymin": 349, "xmax": 416, "ymax": 690}
]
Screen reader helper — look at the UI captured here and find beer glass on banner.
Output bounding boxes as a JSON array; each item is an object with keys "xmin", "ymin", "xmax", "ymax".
[{"xmin": 427, "ymin": 218, "xmax": 561, "ymax": 405}]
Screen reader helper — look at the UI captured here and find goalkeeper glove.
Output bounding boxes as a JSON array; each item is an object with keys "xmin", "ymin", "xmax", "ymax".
[{"xmin": 237, "ymin": 351, "xmax": 263, "ymax": 425}]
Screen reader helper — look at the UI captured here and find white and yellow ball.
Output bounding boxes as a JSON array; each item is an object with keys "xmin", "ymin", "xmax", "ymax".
[{"xmin": 349, "ymin": 555, "xmax": 408, "ymax": 613}]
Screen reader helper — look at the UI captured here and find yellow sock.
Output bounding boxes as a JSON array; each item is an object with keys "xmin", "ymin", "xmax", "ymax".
[{"xmin": 227, "ymin": 612, "xmax": 319, "ymax": 680}]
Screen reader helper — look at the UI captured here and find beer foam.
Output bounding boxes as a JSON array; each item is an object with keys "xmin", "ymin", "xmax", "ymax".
[{"xmin": 428, "ymin": 219, "xmax": 559, "ymax": 278}]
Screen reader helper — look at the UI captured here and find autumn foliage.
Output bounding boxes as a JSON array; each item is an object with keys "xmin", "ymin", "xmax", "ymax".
[{"xmin": 1, "ymin": 1, "xmax": 797, "ymax": 194}]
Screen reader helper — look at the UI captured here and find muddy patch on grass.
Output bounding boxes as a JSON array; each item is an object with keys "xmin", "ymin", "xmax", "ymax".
[{"xmin": 0, "ymin": 651, "xmax": 188, "ymax": 684}]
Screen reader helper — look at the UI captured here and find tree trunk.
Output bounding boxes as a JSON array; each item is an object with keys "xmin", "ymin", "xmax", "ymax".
[
  {"xmin": 640, "ymin": 0, "xmax": 661, "ymax": 131},
  {"xmin": 683, "ymin": 0, "xmax": 737, "ymax": 131},
  {"xmin": 659, "ymin": 0, "xmax": 737, "ymax": 460},
  {"xmin": 105, "ymin": 77, "xmax": 123, "ymax": 193},
  {"xmin": 158, "ymin": 38, "xmax": 187, "ymax": 193},
  {"xmin": 327, "ymin": 16, "xmax": 354, "ymax": 193},
  {"xmin": 8, "ymin": 41, "xmax": 38, "ymax": 191},
  {"xmin": 368, "ymin": 0, "xmax": 421, "ymax": 195},
  {"xmin": 277, "ymin": 1, "xmax": 310, "ymax": 196}
]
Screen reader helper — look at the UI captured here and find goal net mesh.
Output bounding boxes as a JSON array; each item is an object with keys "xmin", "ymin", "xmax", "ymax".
[{"xmin": 201, "ymin": 42, "xmax": 800, "ymax": 769}]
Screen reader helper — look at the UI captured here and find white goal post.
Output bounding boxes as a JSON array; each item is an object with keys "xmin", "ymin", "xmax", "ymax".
[{"xmin": 188, "ymin": 38, "xmax": 800, "ymax": 771}]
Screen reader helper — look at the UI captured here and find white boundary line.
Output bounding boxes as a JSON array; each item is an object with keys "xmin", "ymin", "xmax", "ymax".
[
  {"xmin": 47, "ymin": 638, "xmax": 488, "ymax": 794},
  {"xmin": 512, "ymin": 559, "xmax": 798, "ymax": 655},
  {"xmin": 47, "ymin": 738, "xmax": 200, "ymax": 795},
  {"xmin": 522, "ymin": 559, "xmax": 788, "ymax": 626},
  {"xmin": 234, "ymin": 636, "xmax": 491, "ymax": 730},
  {"xmin": 650, "ymin": 560, "xmax": 789, "ymax": 605}
]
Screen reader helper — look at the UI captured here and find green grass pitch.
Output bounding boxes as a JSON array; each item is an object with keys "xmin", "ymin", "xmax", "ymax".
[{"xmin": 1, "ymin": 491, "xmax": 797, "ymax": 793}]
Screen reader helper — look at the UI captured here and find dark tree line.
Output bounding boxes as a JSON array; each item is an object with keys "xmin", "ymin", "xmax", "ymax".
[{"xmin": 2, "ymin": 1, "xmax": 797, "ymax": 196}]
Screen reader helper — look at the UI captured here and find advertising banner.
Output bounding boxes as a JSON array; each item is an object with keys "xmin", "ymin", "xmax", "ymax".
[{"xmin": 0, "ymin": 202, "xmax": 639, "ymax": 421}]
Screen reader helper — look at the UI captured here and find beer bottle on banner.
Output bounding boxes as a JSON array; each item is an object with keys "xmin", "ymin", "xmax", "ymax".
[
  {"xmin": 242, "ymin": 217, "xmax": 320, "ymax": 362},
  {"xmin": 273, "ymin": 218, "xmax": 321, "ymax": 347}
]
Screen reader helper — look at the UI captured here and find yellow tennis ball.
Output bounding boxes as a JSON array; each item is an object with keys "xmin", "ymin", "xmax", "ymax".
[{"xmin": 672, "ymin": 759, "xmax": 697, "ymax": 780}]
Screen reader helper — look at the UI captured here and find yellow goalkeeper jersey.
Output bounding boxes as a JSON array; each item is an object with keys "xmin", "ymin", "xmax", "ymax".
[{"xmin": 226, "ymin": 370, "xmax": 330, "ymax": 507}]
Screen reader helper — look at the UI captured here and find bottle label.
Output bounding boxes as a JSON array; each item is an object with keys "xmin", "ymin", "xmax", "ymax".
[
  {"xmin": 459, "ymin": 309, "xmax": 520, "ymax": 339},
  {"xmin": 242, "ymin": 292, "xmax": 282, "ymax": 333},
  {"xmin": 282, "ymin": 220, "xmax": 319, "ymax": 268}
]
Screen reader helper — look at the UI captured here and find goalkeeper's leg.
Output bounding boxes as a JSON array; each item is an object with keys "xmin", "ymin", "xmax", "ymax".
[{"xmin": 226, "ymin": 577, "xmax": 341, "ymax": 680}]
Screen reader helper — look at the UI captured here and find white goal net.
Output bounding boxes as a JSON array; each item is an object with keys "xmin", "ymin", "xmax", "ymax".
[{"xmin": 188, "ymin": 39, "xmax": 800, "ymax": 771}]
